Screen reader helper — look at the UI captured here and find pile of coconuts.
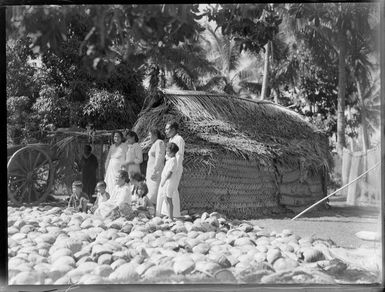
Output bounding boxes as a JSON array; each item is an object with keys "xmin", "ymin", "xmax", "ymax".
[{"xmin": 8, "ymin": 205, "xmax": 380, "ymax": 285}]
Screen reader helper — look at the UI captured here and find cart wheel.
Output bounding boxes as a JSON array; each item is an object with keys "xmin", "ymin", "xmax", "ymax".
[{"xmin": 7, "ymin": 146, "xmax": 54, "ymax": 205}]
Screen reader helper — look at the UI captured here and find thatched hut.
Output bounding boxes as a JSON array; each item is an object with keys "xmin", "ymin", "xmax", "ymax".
[{"xmin": 133, "ymin": 89, "xmax": 332, "ymax": 219}]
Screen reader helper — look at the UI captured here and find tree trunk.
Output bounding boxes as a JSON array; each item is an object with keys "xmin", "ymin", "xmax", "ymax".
[
  {"xmin": 336, "ymin": 28, "xmax": 347, "ymax": 156},
  {"xmin": 356, "ymin": 78, "xmax": 369, "ymax": 184},
  {"xmin": 97, "ymin": 7, "xmax": 106, "ymax": 50},
  {"xmin": 261, "ymin": 41, "xmax": 270, "ymax": 100},
  {"xmin": 355, "ymin": 79, "xmax": 369, "ymax": 151},
  {"xmin": 346, "ymin": 106, "xmax": 355, "ymax": 152},
  {"xmin": 272, "ymin": 88, "xmax": 279, "ymax": 104},
  {"xmin": 159, "ymin": 68, "xmax": 166, "ymax": 89}
]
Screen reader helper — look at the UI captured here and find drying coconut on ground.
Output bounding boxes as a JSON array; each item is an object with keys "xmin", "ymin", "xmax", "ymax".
[
  {"xmin": 8, "ymin": 203, "xmax": 380, "ymax": 285},
  {"xmin": 134, "ymin": 89, "xmax": 332, "ymax": 219}
]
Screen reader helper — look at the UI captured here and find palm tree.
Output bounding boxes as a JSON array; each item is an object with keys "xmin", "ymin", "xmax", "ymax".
[
  {"xmin": 288, "ymin": 2, "xmax": 375, "ymax": 156},
  {"xmin": 348, "ymin": 43, "xmax": 372, "ymax": 153},
  {"xmin": 144, "ymin": 43, "xmax": 217, "ymax": 92},
  {"xmin": 345, "ymin": 4, "xmax": 379, "ymax": 152},
  {"xmin": 260, "ymin": 41, "xmax": 270, "ymax": 100},
  {"xmin": 257, "ymin": 4, "xmax": 284, "ymax": 100},
  {"xmin": 266, "ymin": 28, "xmax": 301, "ymax": 103},
  {"xmin": 198, "ymin": 25, "xmax": 260, "ymax": 95}
]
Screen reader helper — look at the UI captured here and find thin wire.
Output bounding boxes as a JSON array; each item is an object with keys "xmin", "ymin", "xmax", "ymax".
[{"xmin": 291, "ymin": 161, "xmax": 381, "ymax": 221}]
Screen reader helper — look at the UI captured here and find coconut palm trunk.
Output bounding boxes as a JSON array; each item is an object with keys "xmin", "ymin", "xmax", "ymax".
[
  {"xmin": 356, "ymin": 78, "xmax": 369, "ymax": 185},
  {"xmin": 355, "ymin": 79, "xmax": 370, "ymax": 152},
  {"xmin": 272, "ymin": 88, "xmax": 279, "ymax": 104},
  {"xmin": 261, "ymin": 41, "xmax": 270, "ymax": 100},
  {"xmin": 336, "ymin": 28, "xmax": 347, "ymax": 156},
  {"xmin": 346, "ymin": 106, "xmax": 355, "ymax": 152}
]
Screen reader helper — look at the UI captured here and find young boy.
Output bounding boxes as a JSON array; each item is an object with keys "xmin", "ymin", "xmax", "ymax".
[
  {"xmin": 159, "ymin": 142, "xmax": 179, "ymax": 220},
  {"xmin": 68, "ymin": 181, "xmax": 89, "ymax": 213},
  {"xmin": 91, "ymin": 181, "xmax": 110, "ymax": 213}
]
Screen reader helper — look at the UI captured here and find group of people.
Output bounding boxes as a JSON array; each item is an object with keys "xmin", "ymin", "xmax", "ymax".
[{"xmin": 68, "ymin": 121, "xmax": 185, "ymax": 221}]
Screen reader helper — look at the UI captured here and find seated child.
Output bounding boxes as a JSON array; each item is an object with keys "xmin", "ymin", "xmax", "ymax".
[
  {"xmin": 129, "ymin": 172, "xmax": 145, "ymax": 205},
  {"xmin": 68, "ymin": 181, "xmax": 89, "ymax": 213},
  {"xmin": 132, "ymin": 181, "xmax": 153, "ymax": 218},
  {"xmin": 91, "ymin": 181, "xmax": 110, "ymax": 213}
]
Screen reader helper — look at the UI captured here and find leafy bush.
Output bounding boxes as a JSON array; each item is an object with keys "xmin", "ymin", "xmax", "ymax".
[
  {"xmin": 7, "ymin": 96, "xmax": 31, "ymax": 117},
  {"xmin": 33, "ymin": 85, "xmax": 71, "ymax": 128},
  {"xmin": 83, "ymin": 88, "xmax": 137, "ymax": 129},
  {"xmin": 7, "ymin": 96, "xmax": 41, "ymax": 145}
]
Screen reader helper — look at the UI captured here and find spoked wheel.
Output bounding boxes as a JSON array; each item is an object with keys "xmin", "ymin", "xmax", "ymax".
[{"xmin": 7, "ymin": 146, "xmax": 54, "ymax": 206}]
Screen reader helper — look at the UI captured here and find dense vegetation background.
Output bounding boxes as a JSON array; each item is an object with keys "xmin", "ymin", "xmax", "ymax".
[{"xmin": 6, "ymin": 4, "xmax": 380, "ymax": 155}]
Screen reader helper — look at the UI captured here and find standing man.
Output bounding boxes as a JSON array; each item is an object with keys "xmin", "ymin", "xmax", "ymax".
[
  {"xmin": 79, "ymin": 145, "xmax": 98, "ymax": 203},
  {"xmin": 163, "ymin": 120, "xmax": 184, "ymax": 218}
]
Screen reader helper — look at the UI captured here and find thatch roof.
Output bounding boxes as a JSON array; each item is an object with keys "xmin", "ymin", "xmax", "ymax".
[{"xmin": 133, "ymin": 89, "xmax": 332, "ymax": 173}]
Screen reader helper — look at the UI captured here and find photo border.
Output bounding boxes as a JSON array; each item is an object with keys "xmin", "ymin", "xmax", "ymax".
[{"xmin": 1, "ymin": 0, "xmax": 384, "ymax": 291}]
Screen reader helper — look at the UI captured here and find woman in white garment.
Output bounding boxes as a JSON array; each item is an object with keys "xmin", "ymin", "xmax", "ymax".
[
  {"xmin": 104, "ymin": 131, "xmax": 127, "ymax": 194},
  {"xmin": 124, "ymin": 131, "xmax": 143, "ymax": 175},
  {"xmin": 146, "ymin": 127, "xmax": 165, "ymax": 207},
  {"xmin": 158, "ymin": 121, "xmax": 184, "ymax": 218}
]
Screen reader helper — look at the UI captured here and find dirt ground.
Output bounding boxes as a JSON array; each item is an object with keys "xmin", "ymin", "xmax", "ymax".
[{"xmin": 252, "ymin": 194, "xmax": 381, "ymax": 249}]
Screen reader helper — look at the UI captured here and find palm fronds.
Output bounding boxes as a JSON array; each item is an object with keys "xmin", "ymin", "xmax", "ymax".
[
  {"xmin": 199, "ymin": 24, "xmax": 261, "ymax": 94},
  {"xmin": 53, "ymin": 135, "xmax": 83, "ymax": 190},
  {"xmin": 144, "ymin": 41, "xmax": 218, "ymax": 91},
  {"xmin": 196, "ymin": 76, "xmax": 227, "ymax": 92}
]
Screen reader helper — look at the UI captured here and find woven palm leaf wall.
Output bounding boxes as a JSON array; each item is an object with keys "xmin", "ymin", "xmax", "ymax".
[
  {"xmin": 276, "ymin": 165, "xmax": 325, "ymax": 213},
  {"xmin": 180, "ymin": 153, "xmax": 280, "ymax": 219},
  {"xmin": 179, "ymin": 152, "xmax": 325, "ymax": 219}
]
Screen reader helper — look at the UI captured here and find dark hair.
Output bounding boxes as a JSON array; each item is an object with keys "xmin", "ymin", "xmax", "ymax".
[
  {"xmin": 129, "ymin": 171, "xmax": 145, "ymax": 182},
  {"xmin": 117, "ymin": 170, "xmax": 129, "ymax": 182},
  {"xmin": 166, "ymin": 142, "xmax": 179, "ymax": 154},
  {"xmin": 166, "ymin": 120, "xmax": 179, "ymax": 131},
  {"xmin": 72, "ymin": 180, "xmax": 83, "ymax": 188},
  {"xmin": 149, "ymin": 127, "xmax": 163, "ymax": 140},
  {"xmin": 84, "ymin": 144, "xmax": 92, "ymax": 152},
  {"xmin": 111, "ymin": 131, "xmax": 124, "ymax": 144},
  {"xmin": 96, "ymin": 181, "xmax": 106, "ymax": 189},
  {"xmin": 126, "ymin": 131, "xmax": 139, "ymax": 143},
  {"xmin": 137, "ymin": 181, "xmax": 148, "ymax": 197}
]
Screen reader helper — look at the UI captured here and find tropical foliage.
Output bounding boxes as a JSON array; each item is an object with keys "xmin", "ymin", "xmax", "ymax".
[
  {"xmin": 287, "ymin": 2, "xmax": 378, "ymax": 154},
  {"xmin": 198, "ymin": 24, "xmax": 260, "ymax": 95},
  {"xmin": 6, "ymin": 3, "xmax": 380, "ymax": 155}
]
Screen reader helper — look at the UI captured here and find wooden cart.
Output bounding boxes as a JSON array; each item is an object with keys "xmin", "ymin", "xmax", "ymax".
[
  {"xmin": 7, "ymin": 128, "xmax": 136, "ymax": 206},
  {"xmin": 7, "ymin": 143, "xmax": 58, "ymax": 205}
]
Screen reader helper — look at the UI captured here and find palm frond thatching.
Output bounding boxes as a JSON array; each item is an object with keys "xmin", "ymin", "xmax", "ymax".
[{"xmin": 134, "ymin": 89, "xmax": 332, "ymax": 174}]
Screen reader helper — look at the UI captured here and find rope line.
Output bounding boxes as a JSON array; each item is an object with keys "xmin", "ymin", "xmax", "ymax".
[{"xmin": 291, "ymin": 161, "xmax": 381, "ymax": 221}]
